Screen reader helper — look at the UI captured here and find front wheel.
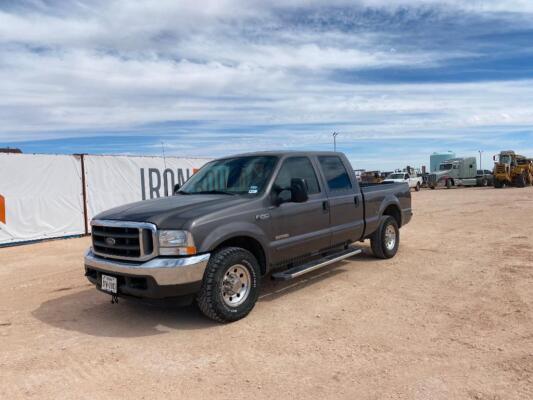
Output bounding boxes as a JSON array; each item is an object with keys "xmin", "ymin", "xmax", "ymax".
[
  {"xmin": 370, "ymin": 216, "xmax": 400, "ymax": 259},
  {"xmin": 196, "ymin": 247, "xmax": 261, "ymax": 323},
  {"xmin": 515, "ymin": 173, "xmax": 526, "ymax": 188},
  {"xmin": 415, "ymin": 182, "xmax": 421, "ymax": 192}
]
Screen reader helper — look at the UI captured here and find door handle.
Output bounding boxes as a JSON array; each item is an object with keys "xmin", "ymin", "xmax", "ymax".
[
  {"xmin": 354, "ymin": 196, "xmax": 359, "ymax": 207},
  {"xmin": 322, "ymin": 200, "xmax": 329, "ymax": 213}
]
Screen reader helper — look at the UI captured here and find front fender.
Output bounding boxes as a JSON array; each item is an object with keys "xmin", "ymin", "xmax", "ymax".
[{"xmin": 196, "ymin": 221, "xmax": 270, "ymax": 263}]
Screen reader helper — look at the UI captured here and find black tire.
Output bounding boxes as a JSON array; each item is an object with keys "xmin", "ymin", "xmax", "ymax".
[
  {"xmin": 415, "ymin": 182, "xmax": 421, "ymax": 192},
  {"xmin": 196, "ymin": 247, "xmax": 261, "ymax": 323},
  {"xmin": 370, "ymin": 216, "xmax": 400, "ymax": 259},
  {"xmin": 494, "ymin": 179, "xmax": 503, "ymax": 188},
  {"xmin": 446, "ymin": 179, "xmax": 452, "ymax": 189},
  {"xmin": 515, "ymin": 173, "xmax": 526, "ymax": 188},
  {"xmin": 430, "ymin": 185, "xmax": 435, "ymax": 190}
]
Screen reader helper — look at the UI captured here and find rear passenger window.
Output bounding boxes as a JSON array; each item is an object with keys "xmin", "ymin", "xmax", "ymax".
[
  {"xmin": 318, "ymin": 156, "xmax": 352, "ymax": 191},
  {"xmin": 273, "ymin": 157, "xmax": 320, "ymax": 194}
]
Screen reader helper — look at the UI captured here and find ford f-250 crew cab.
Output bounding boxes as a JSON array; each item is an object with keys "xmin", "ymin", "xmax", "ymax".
[{"xmin": 85, "ymin": 151, "xmax": 412, "ymax": 322}]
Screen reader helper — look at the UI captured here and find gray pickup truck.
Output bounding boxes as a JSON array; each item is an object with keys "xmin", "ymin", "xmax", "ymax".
[{"xmin": 85, "ymin": 151, "xmax": 412, "ymax": 322}]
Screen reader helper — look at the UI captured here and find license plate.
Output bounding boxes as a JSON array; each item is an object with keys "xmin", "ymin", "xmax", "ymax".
[{"xmin": 101, "ymin": 275, "xmax": 117, "ymax": 294}]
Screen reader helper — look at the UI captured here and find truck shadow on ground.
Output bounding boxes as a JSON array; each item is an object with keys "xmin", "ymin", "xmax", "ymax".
[
  {"xmin": 32, "ymin": 248, "xmax": 377, "ymax": 338},
  {"xmin": 32, "ymin": 289, "xmax": 216, "ymax": 338},
  {"xmin": 260, "ymin": 247, "xmax": 378, "ymax": 302}
]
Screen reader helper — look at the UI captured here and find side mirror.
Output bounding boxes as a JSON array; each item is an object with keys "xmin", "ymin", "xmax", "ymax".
[
  {"xmin": 173, "ymin": 184, "xmax": 181, "ymax": 195},
  {"xmin": 275, "ymin": 188, "xmax": 292, "ymax": 206},
  {"xmin": 290, "ymin": 178, "xmax": 308, "ymax": 203}
]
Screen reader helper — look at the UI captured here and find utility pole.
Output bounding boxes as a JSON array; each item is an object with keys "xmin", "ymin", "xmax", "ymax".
[
  {"xmin": 478, "ymin": 150, "xmax": 483, "ymax": 171},
  {"xmin": 332, "ymin": 132, "xmax": 339, "ymax": 152},
  {"xmin": 161, "ymin": 141, "xmax": 167, "ymax": 170}
]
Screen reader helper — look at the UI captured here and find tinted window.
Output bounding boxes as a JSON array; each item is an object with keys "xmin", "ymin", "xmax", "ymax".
[
  {"xmin": 273, "ymin": 157, "xmax": 320, "ymax": 194},
  {"xmin": 180, "ymin": 156, "xmax": 277, "ymax": 195},
  {"xmin": 318, "ymin": 156, "xmax": 352, "ymax": 191}
]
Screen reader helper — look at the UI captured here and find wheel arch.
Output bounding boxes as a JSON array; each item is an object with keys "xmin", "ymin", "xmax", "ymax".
[
  {"xmin": 212, "ymin": 236, "xmax": 267, "ymax": 276},
  {"xmin": 380, "ymin": 201, "xmax": 402, "ymax": 228},
  {"xmin": 378, "ymin": 200, "xmax": 402, "ymax": 228}
]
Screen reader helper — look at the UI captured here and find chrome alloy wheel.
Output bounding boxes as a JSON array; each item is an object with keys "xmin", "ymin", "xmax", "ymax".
[
  {"xmin": 221, "ymin": 264, "xmax": 251, "ymax": 307},
  {"xmin": 384, "ymin": 224, "xmax": 397, "ymax": 251}
]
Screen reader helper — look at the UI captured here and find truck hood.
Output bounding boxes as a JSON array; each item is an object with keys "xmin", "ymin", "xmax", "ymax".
[
  {"xmin": 432, "ymin": 170, "xmax": 450, "ymax": 178},
  {"xmin": 93, "ymin": 194, "xmax": 250, "ymax": 229}
]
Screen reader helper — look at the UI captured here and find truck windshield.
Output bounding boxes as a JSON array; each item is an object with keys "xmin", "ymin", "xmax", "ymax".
[
  {"xmin": 500, "ymin": 155, "xmax": 512, "ymax": 164},
  {"xmin": 178, "ymin": 156, "xmax": 278, "ymax": 195},
  {"xmin": 387, "ymin": 173, "xmax": 405, "ymax": 179},
  {"xmin": 439, "ymin": 163, "xmax": 453, "ymax": 171}
]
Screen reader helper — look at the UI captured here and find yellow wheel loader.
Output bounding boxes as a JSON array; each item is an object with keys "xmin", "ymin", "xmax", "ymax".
[{"xmin": 493, "ymin": 150, "xmax": 533, "ymax": 188}]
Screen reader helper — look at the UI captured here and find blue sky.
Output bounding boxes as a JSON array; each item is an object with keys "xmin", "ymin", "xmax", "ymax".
[{"xmin": 1, "ymin": 1, "xmax": 533, "ymax": 170}]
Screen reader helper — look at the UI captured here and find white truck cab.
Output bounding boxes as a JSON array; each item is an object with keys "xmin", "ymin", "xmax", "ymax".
[{"xmin": 383, "ymin": 172, "xmax": 422, "ymax": 191}]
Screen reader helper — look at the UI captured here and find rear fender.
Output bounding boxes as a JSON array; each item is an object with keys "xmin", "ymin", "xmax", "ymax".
[{"xmin": 366, "ymin": 196, "xmax": 402, "ymax": 235}]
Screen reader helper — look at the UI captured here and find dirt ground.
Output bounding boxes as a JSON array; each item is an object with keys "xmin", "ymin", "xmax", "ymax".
[{"xmin": 0, "ymin": 187, "xmax": 532, "ymax": 399}]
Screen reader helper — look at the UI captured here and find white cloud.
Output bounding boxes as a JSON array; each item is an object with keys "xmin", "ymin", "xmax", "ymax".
[{"xmin": 0, "ymin": 0, "xmax": 532, "ymax": 170}]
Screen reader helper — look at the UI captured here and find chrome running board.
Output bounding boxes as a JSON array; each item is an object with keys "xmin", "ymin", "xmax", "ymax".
[{"xmin": 271, "ymin": 247, "xmax": 362, "ymax": 281}]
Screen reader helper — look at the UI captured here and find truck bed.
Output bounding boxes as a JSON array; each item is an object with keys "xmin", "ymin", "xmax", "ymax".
[{"xmin": 360, "ymin": 181, "xmax": 411, "ymax": 237}]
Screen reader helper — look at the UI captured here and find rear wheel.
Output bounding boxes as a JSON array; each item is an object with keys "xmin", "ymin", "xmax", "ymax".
[
  {"xmin": 196, "ymin": 247, "xmax": 261, "ymax": 323},
  {"xmin": 494, "ymin": 179, "xmax": 503, "ymax": 188},
  {"xmin": 370, "ymin": 216, "xmax": 399, "ymax": 259}
]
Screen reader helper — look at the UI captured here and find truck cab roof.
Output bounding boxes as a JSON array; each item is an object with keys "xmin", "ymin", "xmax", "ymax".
[{"xmin": 219, "ymin": 150, "xmax": 346, "ymax": 159}]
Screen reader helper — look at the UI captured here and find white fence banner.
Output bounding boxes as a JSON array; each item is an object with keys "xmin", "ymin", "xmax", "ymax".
[
  {"xmin": 84, "ymin": 155, "xmax": 211, "ymax": 223},
  {"xmin": 0, "ymin": 154, "xmax": 85, "ymax": 245}
]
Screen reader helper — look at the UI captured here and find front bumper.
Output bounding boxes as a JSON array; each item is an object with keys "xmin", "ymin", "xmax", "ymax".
[{"xmin": 84, "ymin": 249, "xmax": 210, "ymax": 299}]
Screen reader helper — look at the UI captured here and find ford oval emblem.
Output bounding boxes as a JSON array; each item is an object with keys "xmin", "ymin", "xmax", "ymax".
[{"xmin": 105, "ymin": 237, "xmax": 116, "ymax": 246}]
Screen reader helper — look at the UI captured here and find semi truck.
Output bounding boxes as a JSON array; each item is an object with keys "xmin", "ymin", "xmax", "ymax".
[{"xmin": 428, "ymin": 157, "xmax": 479, "ymax": 189}]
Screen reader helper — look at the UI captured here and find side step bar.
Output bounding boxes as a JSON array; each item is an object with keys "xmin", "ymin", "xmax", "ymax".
[{"xmin": 271, "ymin": 247, "xmax": 362, "ymax": 281}]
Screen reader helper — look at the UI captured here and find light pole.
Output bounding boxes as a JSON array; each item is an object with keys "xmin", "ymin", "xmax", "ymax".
[
  {"xmin": 478, "ymin": 150, "xmax": 483, "ymax": 171},
  {"xmin": 332, "ymin": 132, "xmax": 339, "ymax": 152}
]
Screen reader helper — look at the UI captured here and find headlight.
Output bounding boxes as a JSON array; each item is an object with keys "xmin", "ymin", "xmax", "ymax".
[{"xmin": 158, "ymin": 230, "xmax": 196, "ymax": 256}]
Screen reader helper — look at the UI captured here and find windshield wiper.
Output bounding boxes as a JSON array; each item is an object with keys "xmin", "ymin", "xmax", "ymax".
[{"xmin": 194, "ymin": 190, "xmax": 238, "ymax": 195}]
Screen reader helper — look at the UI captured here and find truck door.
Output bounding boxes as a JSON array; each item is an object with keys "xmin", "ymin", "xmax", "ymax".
[
  {"xmin": 317, "ymin": 155, "xmax": 365, "ymax": 246},
  {"xmin": 405, "ymin": 173, "xmax": 412, "ymax": 187},
  {"xmin": 268, "ymin": 156, "xmax": 331, "ymax": 265}
]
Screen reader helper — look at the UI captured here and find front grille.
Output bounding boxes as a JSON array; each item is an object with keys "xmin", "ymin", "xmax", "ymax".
[{"xmin": 91, "ymin": 221, "xmax": 156, "ymax": 261}]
